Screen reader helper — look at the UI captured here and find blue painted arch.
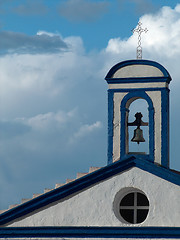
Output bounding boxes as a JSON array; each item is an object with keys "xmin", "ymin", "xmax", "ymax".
[
  {"xmin": 120, "ymin": 91, "xmax": 154, "ymax": 162},
  {"xmin": 105, "ymin": 59, "xmax": 171, "ymax": 83}
]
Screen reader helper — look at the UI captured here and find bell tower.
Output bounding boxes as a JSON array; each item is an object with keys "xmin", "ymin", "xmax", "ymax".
[{"xmin": 105, "ymin": 59, "xmax": 171, "ymax": 168}]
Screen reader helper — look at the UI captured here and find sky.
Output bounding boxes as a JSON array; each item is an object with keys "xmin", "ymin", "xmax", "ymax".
[{"xmin": 0, "ymin": 0, "xmax": 180, "ymax": 210}]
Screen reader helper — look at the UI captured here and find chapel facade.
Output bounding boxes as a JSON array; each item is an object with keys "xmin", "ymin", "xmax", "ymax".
[{"xmin": 0, "ymin": 59, "xmax": 179, "ymax": 239}]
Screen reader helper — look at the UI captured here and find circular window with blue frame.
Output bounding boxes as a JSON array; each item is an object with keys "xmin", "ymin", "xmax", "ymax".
[{"xmin": 113, "ymin": 188, "xmax": 149, "ymax": 224}]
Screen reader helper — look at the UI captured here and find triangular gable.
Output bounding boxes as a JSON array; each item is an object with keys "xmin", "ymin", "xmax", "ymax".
[{"xmin": 0, "ymin": 156, "xmax": 180, "ymax": 226}]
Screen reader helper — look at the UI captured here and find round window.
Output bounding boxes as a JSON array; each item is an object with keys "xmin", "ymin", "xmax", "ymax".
[{"xmin": 119, "ymin": 191, "xmax": 149, "ymax": 224}]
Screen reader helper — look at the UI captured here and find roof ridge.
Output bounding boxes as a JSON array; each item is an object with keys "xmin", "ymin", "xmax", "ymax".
[
  {"xmin": 0, "ymin": 165, "xmax": 102, "ymax": 214},
  {"xmin": 0, "ymin": 157, "xmax": 180, "ymax": 226}
]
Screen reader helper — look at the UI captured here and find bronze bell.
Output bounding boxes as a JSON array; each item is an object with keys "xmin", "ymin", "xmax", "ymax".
[{"xmin": 131, "ymin": 126, "xmax": 145, "ymax": 144}]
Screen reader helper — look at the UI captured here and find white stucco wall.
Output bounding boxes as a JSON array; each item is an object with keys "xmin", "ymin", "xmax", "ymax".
[
  {"xmin": 7, "ymin": 167, "xmax": 180, "ymax": 227},
  {"xmin": 113, "ymin": 92, "xmax": 127, "ymax": 161},
  {"xmin": 108, "ymin": 82, "xmax": 168, "ymax": 89},
  {"xmin": 112, "ymin": 65, "xmax": 164, "ymax": 78}
]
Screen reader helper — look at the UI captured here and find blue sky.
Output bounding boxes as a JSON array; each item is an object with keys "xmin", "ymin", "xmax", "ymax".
[
  {"xmin": 0, "ymin": 0, "xmax": 180, "ymax": 210},
  {"xmin": 0, "ymin": 0, "xmax": 178, "ymax": 51}
]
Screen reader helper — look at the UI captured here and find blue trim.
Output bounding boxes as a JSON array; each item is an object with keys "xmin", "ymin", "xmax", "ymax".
[
  {"xmin": 108, "ymin": 90, "xmax": 114, "ymax": 164},
  {"xmin": 108, "ymin": 87, "xmax": 168, "ymax": 92},
  {"xmin": 161, "ymin": 88, "xmax": 170, "ymax": 167},
  {"xmin": 120, "ymin": 91, "xmax": 154, "ymax": 163},
  {"xmin": 0, "ymin": 157, "xmax": 179, "ymax": 226},
  {"xmin": 106, "ymin": 77, "xmax": 170, "ymax": 84},
  {"xmin": 105, "ymin": 59, "xmax": 171, "ymax": 82},
  {"xmin": 0, "ymin": 227, "xmax": 179, "ymax": 238}
]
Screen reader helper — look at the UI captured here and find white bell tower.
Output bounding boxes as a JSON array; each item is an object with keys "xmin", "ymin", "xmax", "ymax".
[{"xmin": 105, "ymin": 59, "xmax": 171, "ymax": 168}]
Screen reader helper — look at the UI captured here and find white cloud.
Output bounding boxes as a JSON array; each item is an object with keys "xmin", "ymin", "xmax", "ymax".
[
  {"xmin": 0, "ymin": 35, "xmax": 87, "ymax": 119},
  {"xmin": 70, "ymin": 121, "xmax": 102, "ymax": 143},
  {"xmin": 19, "ymin": 109, "xmax": 77, "ymax": 131},
  {"xmin": 106, "ymin": 4, "xmax": 180, "ymax": 60},
  {"xmin": 140, "ymin": 5, "xmax": 180, "ymax": 56}
]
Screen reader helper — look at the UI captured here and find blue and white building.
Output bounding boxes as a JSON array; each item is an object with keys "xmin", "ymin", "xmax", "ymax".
[{"xmin": 0, "ymin": 59, "xmax": 179, "ymax": 239}]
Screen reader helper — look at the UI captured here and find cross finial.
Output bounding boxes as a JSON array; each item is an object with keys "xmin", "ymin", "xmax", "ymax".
[{"xmin": 132, "ymin": 22, "xmax": 148, "ymax": 59}]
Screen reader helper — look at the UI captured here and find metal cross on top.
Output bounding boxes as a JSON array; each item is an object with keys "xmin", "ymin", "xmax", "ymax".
[{"xmin": 132, "ymin": 22, "xmax": 148, "ymax": 59}]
